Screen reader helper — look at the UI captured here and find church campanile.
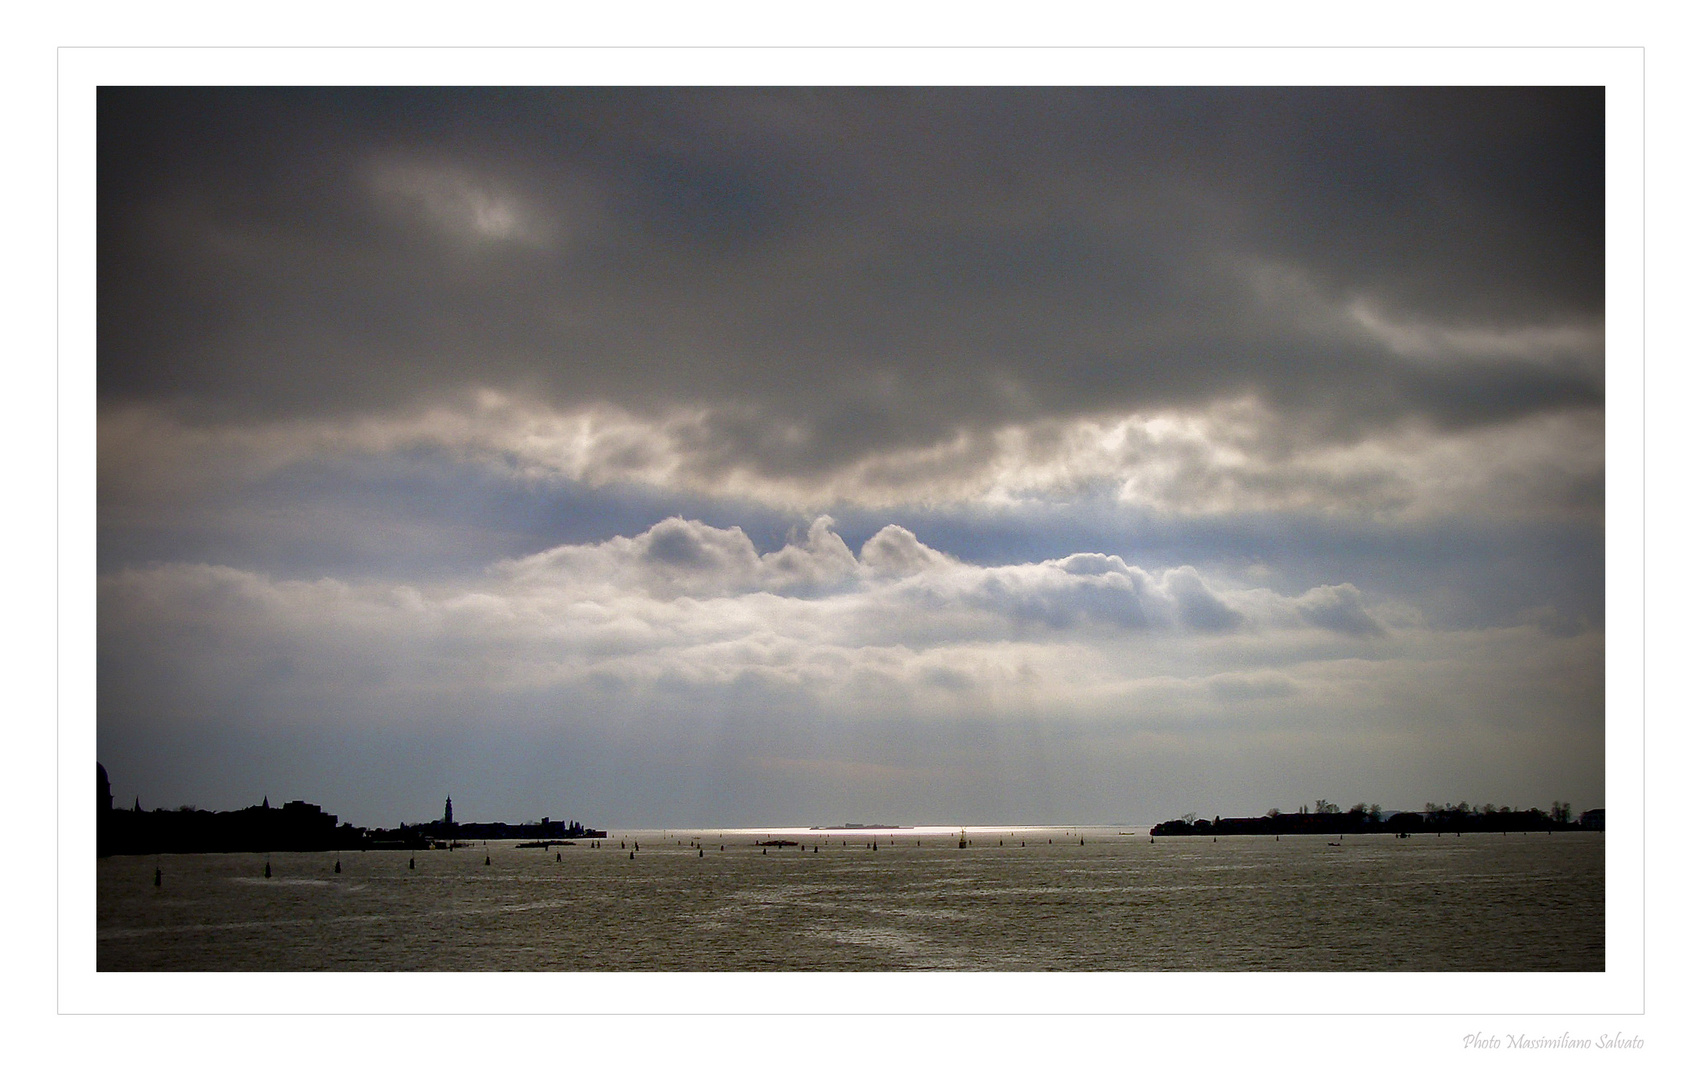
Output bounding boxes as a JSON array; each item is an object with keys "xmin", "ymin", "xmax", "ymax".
[{"xmin": 444, "ymin": 796, "xmax": 453, "ymax": 827}]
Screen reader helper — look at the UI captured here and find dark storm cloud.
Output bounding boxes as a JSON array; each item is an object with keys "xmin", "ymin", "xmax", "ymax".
[{"xmin": 99, "ymin": 87, "xmax": 1603, "ymax": 480}]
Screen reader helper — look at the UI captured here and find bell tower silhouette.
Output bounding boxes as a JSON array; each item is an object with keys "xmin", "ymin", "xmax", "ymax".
[{"xmin": 444, "ymin": 796, "xmax": 453, "ymax": 827}]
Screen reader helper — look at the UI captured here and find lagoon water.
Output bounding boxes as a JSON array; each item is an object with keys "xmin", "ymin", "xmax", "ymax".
[{"xmin": 97, "ymin": 826, "xmax": 1602, "ymax": 971}]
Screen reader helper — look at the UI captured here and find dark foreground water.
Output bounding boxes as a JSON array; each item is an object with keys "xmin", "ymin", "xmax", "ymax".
[{"xmin": 97, "ymin": 826, "xmax": 1602, "ymax": 971}]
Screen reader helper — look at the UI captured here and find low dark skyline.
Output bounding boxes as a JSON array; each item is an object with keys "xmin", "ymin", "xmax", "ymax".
[{"xmin": 97, "ymin": 86, "xmax": 1604, "ymax": 827}]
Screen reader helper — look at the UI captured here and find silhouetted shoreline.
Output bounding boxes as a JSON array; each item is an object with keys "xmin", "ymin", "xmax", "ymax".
[
  {"xmin": 97, "ymin": 763, "xmax": 602, "ymax": 856},
  {"xmin": 1150, "ymin": 804, "xmax": 1603, "ymax": 837}
]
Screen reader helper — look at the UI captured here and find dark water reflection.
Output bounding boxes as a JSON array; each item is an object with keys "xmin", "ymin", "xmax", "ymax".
[{"xmin": 97, "ymin": 829, "xmax": 1603, "ymax": 971}]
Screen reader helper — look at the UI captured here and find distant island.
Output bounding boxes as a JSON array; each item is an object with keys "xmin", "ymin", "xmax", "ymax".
[
  {"xmin": 1150, "ymin": 801, "xmax": 1604, "ymax": 837},
  {"xmin": 97, "ymin": 764, "xmax": 603, "ymax": 857}
]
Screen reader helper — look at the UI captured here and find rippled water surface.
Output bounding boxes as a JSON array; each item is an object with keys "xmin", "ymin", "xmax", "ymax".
[{"xmin": 97, "ymin": 827, "xmax": 1603, "ymax": 971}]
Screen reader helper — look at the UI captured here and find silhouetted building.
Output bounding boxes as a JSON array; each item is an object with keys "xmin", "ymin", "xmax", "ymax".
[
  {"xmin": 97, "ymin": 763, "xmax": 114, "ymax": 856},
  {"xmin": 98, "ymin": 766, "xmax": 362, "ymax": 855}
]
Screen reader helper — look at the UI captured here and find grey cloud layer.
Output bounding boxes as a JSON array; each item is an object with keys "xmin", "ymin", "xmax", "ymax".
[
  {"xmin": 100, "ymin": 392, "xmax": 1602, "ymax": 526},
  {"xmin": 100, "ymin": 87, "xmax": 1603, "ymax": 498}
]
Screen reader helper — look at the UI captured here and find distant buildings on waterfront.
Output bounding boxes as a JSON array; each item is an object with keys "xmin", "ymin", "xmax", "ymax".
[
  {"xmin": 378, "ymin": 796, "xmax": 604, "ymax": 848},
  {"xmin": 97, "ymin": 764, "xmax": 602, "ymax": 856}
]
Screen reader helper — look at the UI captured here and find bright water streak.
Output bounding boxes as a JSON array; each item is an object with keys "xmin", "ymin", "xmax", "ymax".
[{"xmin": 97, "ymin": 827, "xmax": 1603, "ymax": 971}]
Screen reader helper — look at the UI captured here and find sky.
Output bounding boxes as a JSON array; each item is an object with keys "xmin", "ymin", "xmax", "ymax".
[{"xmin": 95, "ymin": 86, "xmax": 1605, "ymax": 829}]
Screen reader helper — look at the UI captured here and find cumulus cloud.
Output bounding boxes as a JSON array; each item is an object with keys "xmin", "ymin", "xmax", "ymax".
[
  {"xmin": 101, "ymin": 517, "xmax": 1395, "ymax": 711},
  {"xmin": 501, "ymin": 515, "xmax": 858, "ymax": 601},
  {"xmin": 97, "ymin": 513, "xmax": 1605, "ymax": 823},
  {"xmin": 98, "ymin": 515, "xmax": 1603, "ymax": 818},
  {"xmin": 495, "ymin": 518, "xmax": 1390, "ymax": 647}
]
